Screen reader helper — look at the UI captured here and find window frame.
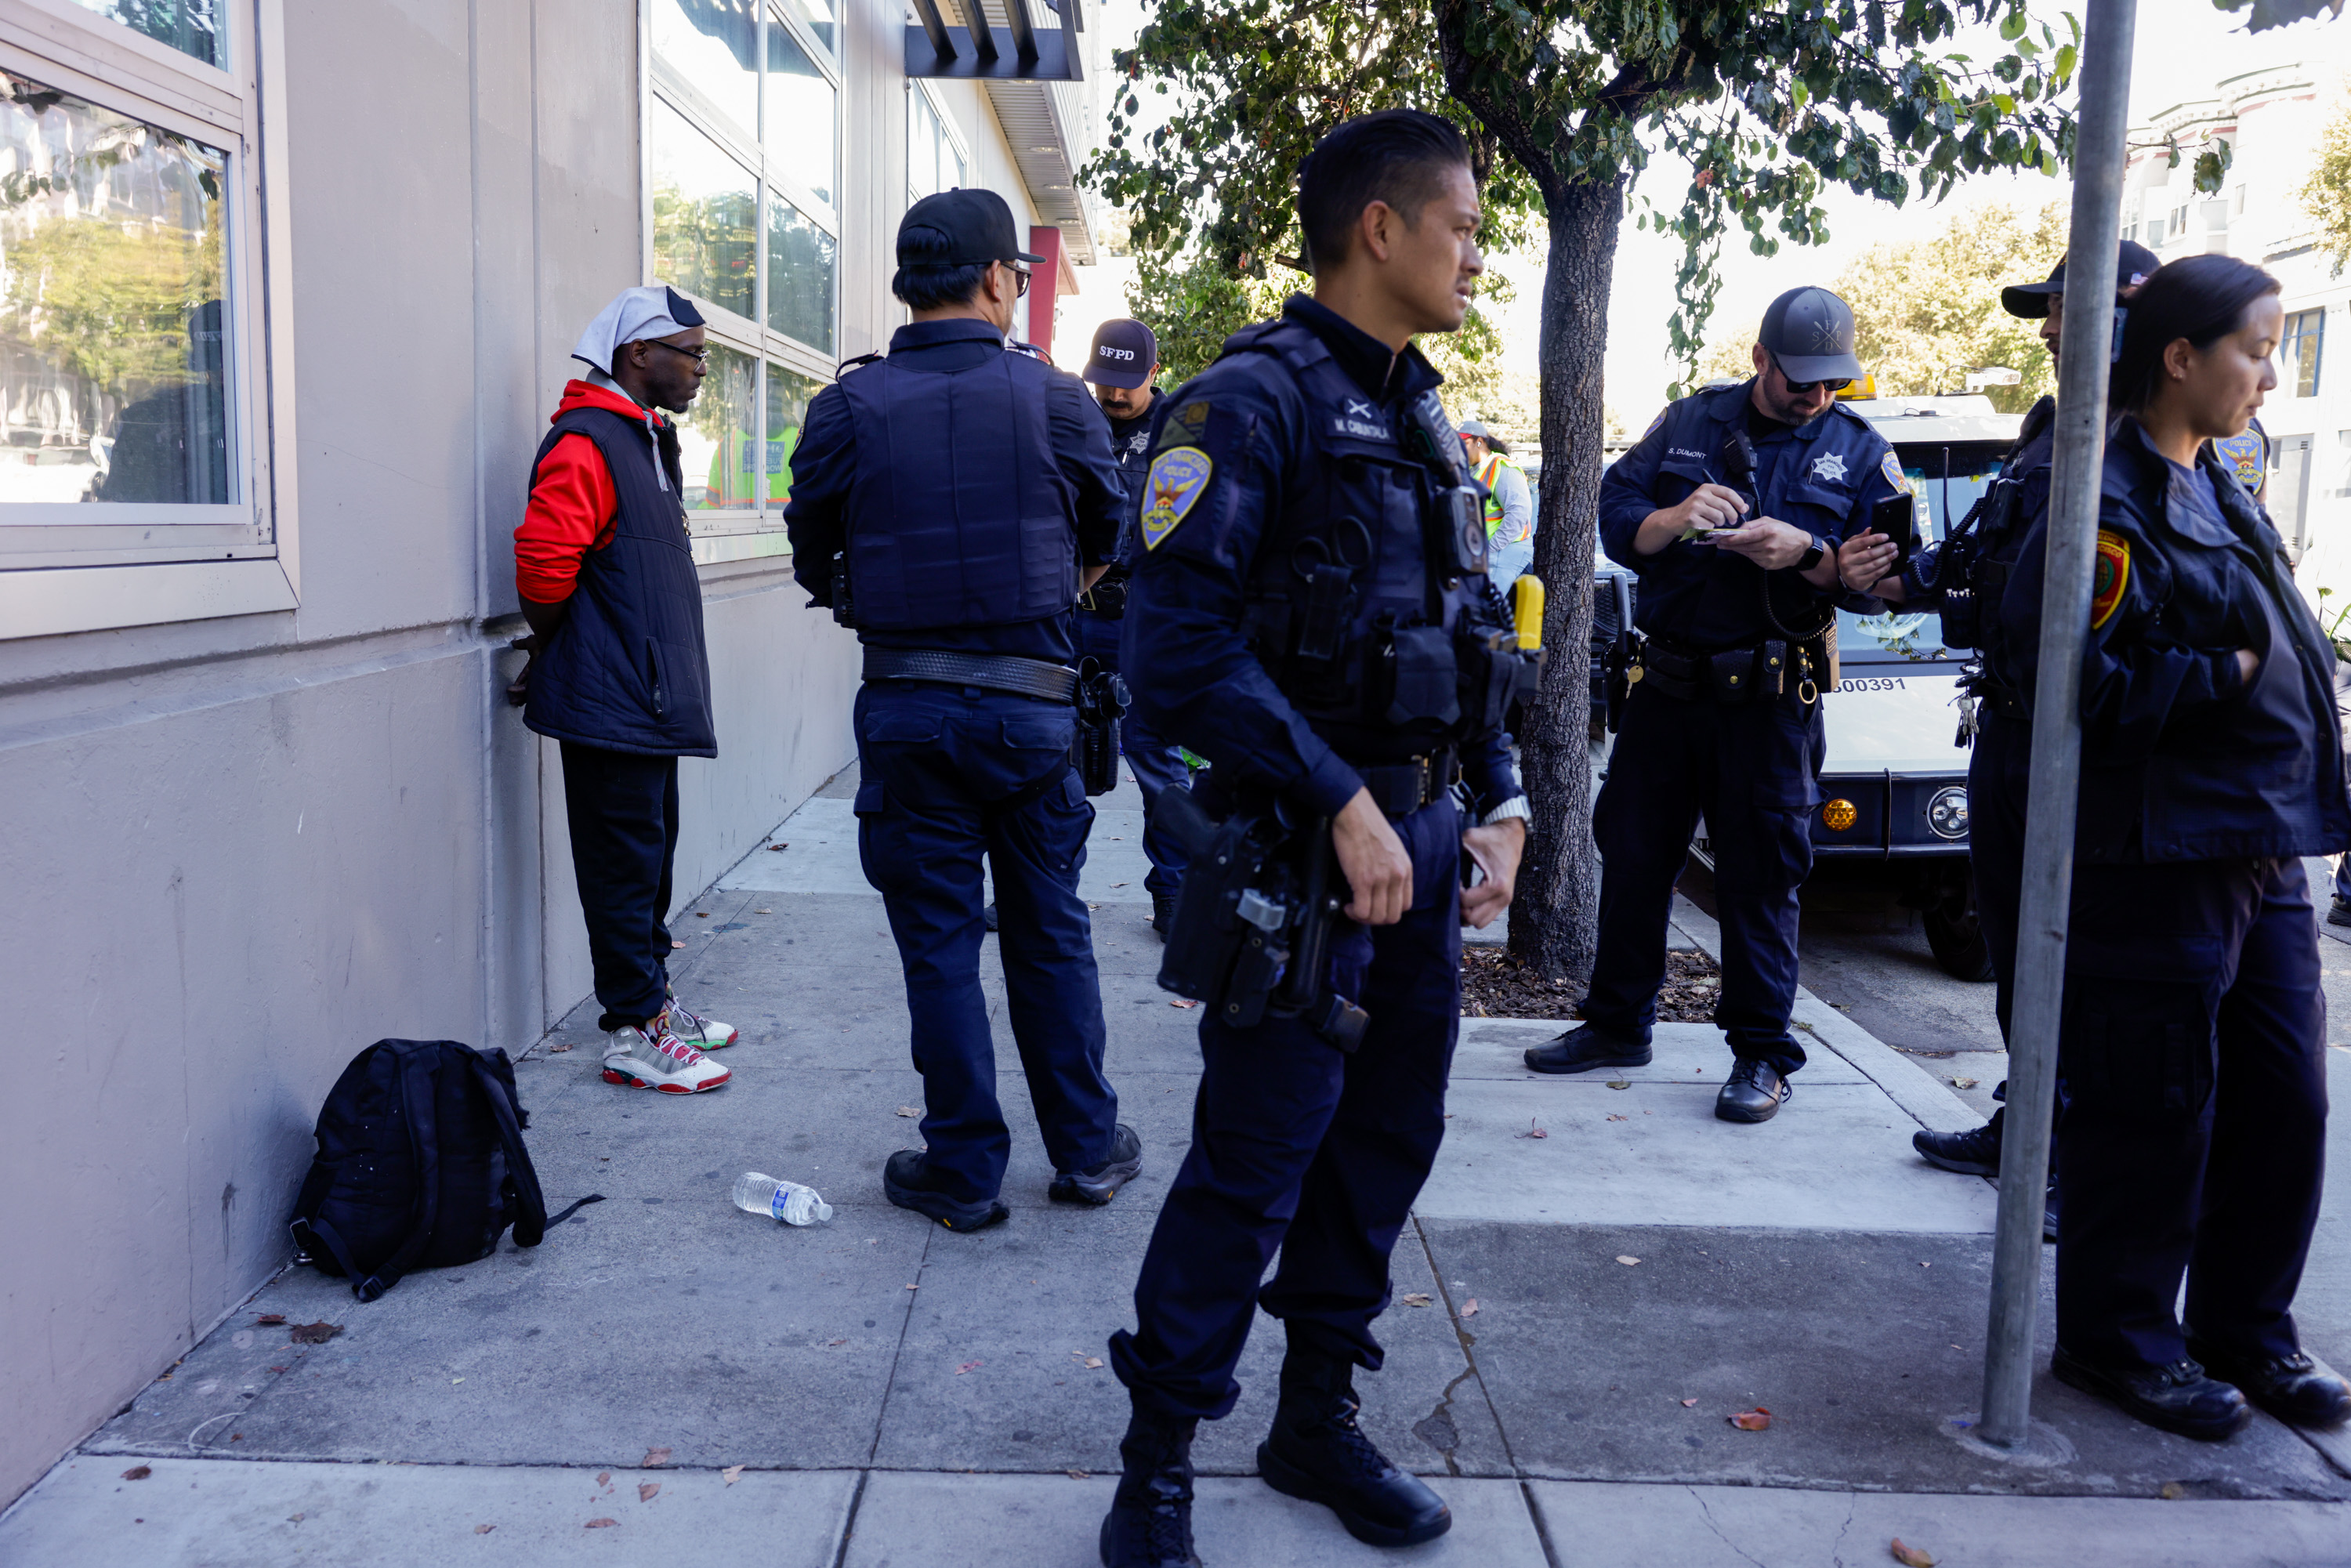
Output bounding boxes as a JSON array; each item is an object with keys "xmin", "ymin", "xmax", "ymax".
[
  {"xmin": 2283, "ymin": 307, "xmax": 2324, "ymax": 401},
  {"xmin": 0, "ymin": 0, "xmax": 299, "ymax": 640},
  {"xmin": 639, "ymin": 0, "xmax": 842, "ymax": 567}
]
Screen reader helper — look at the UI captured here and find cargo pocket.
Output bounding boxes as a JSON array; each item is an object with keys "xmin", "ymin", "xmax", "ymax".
[{"xmin": 1383, "ymin": 625, "xmax": 1460, "ymax": 726}]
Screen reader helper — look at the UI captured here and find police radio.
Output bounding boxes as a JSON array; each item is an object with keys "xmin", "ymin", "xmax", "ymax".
[{"xmin": 1406, "ymin": 393, "xmax": 1490, "ymax": 576}]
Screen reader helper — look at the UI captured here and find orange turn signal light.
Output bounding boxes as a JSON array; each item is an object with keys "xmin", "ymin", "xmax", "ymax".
[{"xmin": 1820, "ymin": 798, "xmax": 1858, "ymax": 832}]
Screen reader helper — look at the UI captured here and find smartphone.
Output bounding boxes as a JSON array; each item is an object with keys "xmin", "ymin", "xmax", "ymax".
[{"xmin": 1869, "ymin": 494, "xmax": 1918, "ymax": 567}]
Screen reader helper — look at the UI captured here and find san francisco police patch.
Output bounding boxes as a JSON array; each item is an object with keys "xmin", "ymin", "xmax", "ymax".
[
  {"xmin": 1141, "ymin": 446, "xmax": 1214, "ymax": 551},
  {"xmin": 1881, "ymin": 451, "xmax": 1913, "ymax": 495},
  {"xmin": 2091, "ymin": 529, "xmax": 2130, "ymax": 630}
]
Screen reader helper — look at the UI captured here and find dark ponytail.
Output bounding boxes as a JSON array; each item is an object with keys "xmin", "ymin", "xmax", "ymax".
[{"xmin": 2108, "ymin": 253, "xmax": 2281, "ymax": 415}]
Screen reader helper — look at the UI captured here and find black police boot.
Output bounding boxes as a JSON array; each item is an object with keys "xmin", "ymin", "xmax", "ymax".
[
  {"xmin": 882, "ymin": 1150, "xmax": 1009, "ymax": 1233},
  {"xmin": 1052, "ymin": 1122, "xmax": 1145, "ymax": 1205},
  {"xmin": 1523, "ymin": 1021, "xmax": 1651, "ymax": 1075},
  {"xmin": 1151, "ymin": 892, "xmax": 1178, "ymax": 941},
  {"xmin": 2050, "ymin": 1345, "xmax": 2253, "ymax": 1441},
  {"xmin": 1913, "ymin": 1107, "xmax": 2004, "ymax": 1175},
  {"xmin": 2329, "ymin": 894, "xmax": 2351, "ymax": 929},
  {"xmin": 1256, "ymin": 1347, "xmax": 1451, "ymax": 1547},
  {"xmin": 1099, "ymin": 1402, "xmax": 1203, "ymax": 1568},
  {"xmin": 2184, "ymin": 1337, "xmax": 2351, "ymax": 1429},
  {"xmin": 1715, "ymin": 1058, "xmax": 1791, "ymax": 1123}
]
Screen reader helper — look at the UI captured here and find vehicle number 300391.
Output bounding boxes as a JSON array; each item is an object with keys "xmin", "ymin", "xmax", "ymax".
[{"xmin": 1835, "ymin": 676, "xmax": 1907, "ymax": 692}]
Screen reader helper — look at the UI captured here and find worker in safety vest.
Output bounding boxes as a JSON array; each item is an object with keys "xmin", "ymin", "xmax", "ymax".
[{"xmin": 1460, "ymin": 418, "xmax": 1533, "ymax": 585}]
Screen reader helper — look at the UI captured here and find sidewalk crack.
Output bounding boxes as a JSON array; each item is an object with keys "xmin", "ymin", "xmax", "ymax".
[
  {"xmin": 864, "ymin": 1227, "xmax": 932, "ymax": 1466},
  {"xmin": 1686, "ymin": 1485, "xmax": 1769, "ymax": 1568},
  {"xmin": 1828, "ymin": 1491, "xmax": 1856, "ymax": 1567},
  {"xmin": 1411, "ymin": 1217, "xmax": 1521, "ymax": 1476}
]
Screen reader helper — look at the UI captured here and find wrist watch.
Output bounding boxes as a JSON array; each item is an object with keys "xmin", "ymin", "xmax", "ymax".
[
  {"xmin": 1480, "ymin": 796, "xmax": 1531, "ymax": 827},
  {"xmin": 1796, "ymin": 535, "xmax": 1826, "ymax": 573}
]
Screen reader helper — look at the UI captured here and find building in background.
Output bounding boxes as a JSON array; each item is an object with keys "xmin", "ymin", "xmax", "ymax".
[
  {"xmin": 0, "ymin": 0, "xmax": 1101, "ymax": 1508},
  {"xmin": 2126, "ymin": 60, "xmax": 2350, "ymax": 606}
]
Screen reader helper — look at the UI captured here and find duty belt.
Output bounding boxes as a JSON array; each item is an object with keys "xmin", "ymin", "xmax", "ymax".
[
  {"xmin": 861, "ymin": 647, "xmax": 1078, "ymax": 704},
  {"xmin": 1639, "ymin": 638, "xmax": 1798, "ymax": 706},
  {"xmin": 1351, "ymin": 749, "xmax": 1458, "ymax": 817}
]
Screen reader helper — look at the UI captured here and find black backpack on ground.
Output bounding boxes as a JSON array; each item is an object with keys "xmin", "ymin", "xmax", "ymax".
[{"xmin": 289, "ymin": 1038, "xmax": 572, "ymax": 1302}]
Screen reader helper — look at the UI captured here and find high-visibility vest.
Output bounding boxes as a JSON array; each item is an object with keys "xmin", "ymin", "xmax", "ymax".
[{"xmin": 1474, "ymin": 451, "xmax": 1523, "ymax": 536}]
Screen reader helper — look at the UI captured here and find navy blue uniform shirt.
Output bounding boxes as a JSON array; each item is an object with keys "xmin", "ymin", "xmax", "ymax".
[
  {"xmin": 1601, "ymin": 381, "xmax": 1903, "ymax": 650},
  {"xmin": 784, "ymin": 317, "xmax": 1125, "ymax": 663},
  {"xmin": 1123, "ymin": 295, "xmax": 1521, "ymax": 818}
]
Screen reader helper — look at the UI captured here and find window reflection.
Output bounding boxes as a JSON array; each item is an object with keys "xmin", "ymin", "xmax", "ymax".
[
  {"xmin": 766, "ymin": 20, "xmax": 834, "ymax": 208},
  {"xmin": 0, "ymin": 72, "xmax": 230, "ymax": 506},
  {"xmin": 650, "ymin": 0, "xmax": 757, "ymax": 142},
  {"xmin": 62, "ymin": 0, "xmax": 220, "ymax": 68},
  {"xmin": 779, "ymin": 0, "xmax": 834, "ymax": 54},
  {"xmin": 678, "ymin": 342, "xmax": 757, "ymax": 511},
  {"xmin": 651, "ymin": 100, "xmax": 755, "ymax": 321},
  {"xmin": 766, "ymin": 191, "xmax": 835, "ymax": 353},
  {"xmin": 766, "ymin": 362, "xmax": 818, "ymax": 505}
]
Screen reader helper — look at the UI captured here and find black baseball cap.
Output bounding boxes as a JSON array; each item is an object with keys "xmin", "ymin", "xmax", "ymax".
[
  {"xmin": 897, "ymin": 187, "xmax": 1044, "ymax": 268},
  {"xmin": 1758, "ymin": 286, "xmax": 1864, "ymax": 383},
  {"xmin": 1082, "ymin": 319, "xmax": 1158, "ymax": 389},
  {"xmin": 2001, "ymin": 240, "xmax": 2160, "ymax": 318}
]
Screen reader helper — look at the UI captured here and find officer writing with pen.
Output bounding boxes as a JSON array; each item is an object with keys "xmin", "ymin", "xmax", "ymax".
[
  {"xmin": 1097, "ymin": 110, "xmax": 1534, "ymax": 1566},
  {"xmin": 1525, "ymin": 288, "xmax": 1899, "ymax": 1123}
]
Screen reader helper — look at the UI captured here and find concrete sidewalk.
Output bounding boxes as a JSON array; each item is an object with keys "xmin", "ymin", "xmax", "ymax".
[{"xmin": 7, "ymin": 770, "xmax": 2350, "ymax": 1566}]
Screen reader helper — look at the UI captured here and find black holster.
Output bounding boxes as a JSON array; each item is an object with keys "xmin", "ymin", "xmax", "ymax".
[{"xmin": 1072, "ymin": 657, "xmax": 1130, "ymax": 797}]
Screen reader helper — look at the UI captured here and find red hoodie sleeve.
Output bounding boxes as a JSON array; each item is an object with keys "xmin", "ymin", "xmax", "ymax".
[{"xmin": 515, "ymin": 433, "xmax": 619, "ymax": 604}]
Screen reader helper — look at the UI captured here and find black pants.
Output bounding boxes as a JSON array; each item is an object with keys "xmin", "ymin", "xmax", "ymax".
[
  {"xmin": 560, "ymin": 742, "xmax": 680, "ymax": 1030},
  {"xmin": 2056, "ymin": 855, "xmax": 2328, "ymax": 1370}
]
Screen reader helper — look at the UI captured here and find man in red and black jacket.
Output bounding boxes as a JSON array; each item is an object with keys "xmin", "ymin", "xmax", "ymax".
[{"xmin": 515, "ymin": 284, "xmax": 738, "ymax": 1096}]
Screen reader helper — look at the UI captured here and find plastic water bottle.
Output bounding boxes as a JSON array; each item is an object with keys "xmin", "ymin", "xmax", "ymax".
[{"xmin": 731, "ymin": 1171, "xmax": 833, "ymax": 1226}]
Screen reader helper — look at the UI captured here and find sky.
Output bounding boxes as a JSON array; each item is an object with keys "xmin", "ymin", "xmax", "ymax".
[{"xmin": 1063, "ymin": 0, "xmax": 2351, "ymax": 427}]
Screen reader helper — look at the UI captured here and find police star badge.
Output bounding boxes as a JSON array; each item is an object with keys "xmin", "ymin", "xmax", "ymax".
[
  {"xmin": 1141, "ymin": 446, "xmax": 1214, "ymax": 551},
  {"xmin": 1810, "ymin": 452, "xmax": 1848, "ymax": 483}
]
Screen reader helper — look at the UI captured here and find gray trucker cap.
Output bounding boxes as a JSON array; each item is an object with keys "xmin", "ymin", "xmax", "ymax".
[{"xmin": 1758, "ymin": 286, "xmax": 1864, "ymax": 383}]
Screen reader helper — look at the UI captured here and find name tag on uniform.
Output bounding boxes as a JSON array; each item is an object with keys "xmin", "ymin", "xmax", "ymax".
[{"xmin": 1142, "ymin": 447, "xmax": 1214, "ymax": 551}]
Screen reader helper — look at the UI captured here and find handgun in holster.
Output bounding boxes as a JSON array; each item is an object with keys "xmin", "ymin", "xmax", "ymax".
[
  {"xmin": 1600, "ymin": 574, "xmax": 1639, "ymax": 733},
  {"xmin": 1072, "ymin": 657, "xmax": 1130, "ymax": 797},
  {"xmin": 1150, "ymin": 788, "xmax": 1371, "ymax": 1051}
]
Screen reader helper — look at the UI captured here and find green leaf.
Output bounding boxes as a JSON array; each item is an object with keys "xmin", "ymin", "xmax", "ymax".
[
  {"xmin": 1999, "ymin": 9, "xmax": 2027, "ymax": 40},
  {"xmin": 2054, "ymin": 42, "xmax": 2078, "ymax": 79}
]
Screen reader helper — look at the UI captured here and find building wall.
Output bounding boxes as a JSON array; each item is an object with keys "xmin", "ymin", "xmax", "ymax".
[{"xmin": 0, "ymin": 0, "xmax": 1089, "ymax": 1507}]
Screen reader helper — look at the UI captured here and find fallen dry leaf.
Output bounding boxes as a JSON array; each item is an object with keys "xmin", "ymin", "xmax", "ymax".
[
  {"xmin": 2160, "ymin": 1481, "xmax": 2187, "ymax": 1501},
  {"xmin": 1680, "ymin": 1399, "xmax": 1698, "ymax": 1408},
  {"xmin": 474, "ymin": 1524, "xmax": 495, "ymax": 1534},
  {"xmin": 1516, "ymin": 1120, "xmax": 1549, "ymax": 1140},
  {"xmin": 639, "ymin": 1483, "xmax": 661, "ymax": 1502},
  {"xmin": 1111, "ymin": 882, "xmax": 1128, "ymax": 888},
  {"xmin": 767, "ymin": 842, "xmax": 789, "ymax": 851},
  {"xmin": 596, "ymin": 1472, "xmax": 611, "ymax": 1487},
  {"xmin": 1606, "ymin": 1114, "xmax": 1628, "ymax": 1121},
  {"xmin": 754, "ymin": 909, "xmax": 771, "ymax": 914},
  {"xmin": 1067, "ymin": 1469, "xmax": 1090, "ymax": 1479},
  {"xmin": 828, "ymin": 1338, "xmax": 847, "ymax": 1347},
  {"xmin": 1729, "ymin": 1408, "xmax": 1772, "ymax": 1431},
  {"xmin": 1606, "ymin": 1079, "xmax": 1632, "ymax": 1091},
  {"xmin": 722, "ymin": 1465, "xmax": 744, "ymax": 1486},
  {"xmin": 1616, "ymin": 1255, "xmax": 1640, "ymax": 1266},
  {"xmin": 1951, "ymin": 1077, "xmax": 1978, "ymax": 1090},
  {"xmin": 1890, "ymin": 1539, "xmax": 1936, "ymax": 1567},
  {"xmin": 255, "ymin": 1313, "xmax": 286, "ymax": 1326},
  {"xmin": 1461, "ymin": 1298, "xmax": 1480, "ymax": 1318},
  {"xmin": 288, "ymin": 1321, "xmax": 342, "ymax": 1345},
  {"xmin": 671, "ymin": 940, "xmax": 686, "ymax": 949},
  {"xmin": 586, "ymin": 1518, "xmax": 618, "ymax": 1529},
  {"xmin": 955, "ymin": 1360, "xmax": 984, "ymax": 1375},
  {"xmin": 1170, "ymin": 999, "xmax": 1199, "ymax": 1009},
  {"xmin": 549, "ymin": 1043, "xmax": 575, "ymax": 1053},
  {"xmin": 642, "ymin": 1447, "xmax": 672, "ymax": 1468},
  {"xmin": 1084, "ymin": 1357, "xmax": 1105, "ymax": 1370},
  {"xmin": 905, "ymin": 1283, "xmax": 919, "ymax": 1291},
  {"xmin": 695, "ymin": 911, "xmax": 710, "ymax": 918},
  {"xmin": 1400, "ymin": 1292, "xmax": 1433, "ymax": 1308},
  {"xmin": 288, "ymin": 1513, "xmax": 304, "ymax": 1523},
  {"xmin": 121, "ymin": 1466, "xmax": 150, "ymax": 1481},
  {"xmin": 896, "ymin": 1106, "xmax": 921, "ymax": 1117}
]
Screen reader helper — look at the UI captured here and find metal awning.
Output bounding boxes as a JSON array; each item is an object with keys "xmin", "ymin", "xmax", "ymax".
[
  {"xmin": 906, "ymin": 0, "xmax": 1083, "ymax": 81},
  {"xmin": 907, "ymin": 0, "xmax": 1096, "ymax": 265}
]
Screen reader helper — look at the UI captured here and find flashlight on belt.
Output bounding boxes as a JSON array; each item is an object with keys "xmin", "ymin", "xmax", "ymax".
[{"xmin": 1511, "ymin": 574, "xmax": 1545, "ymax": 651}]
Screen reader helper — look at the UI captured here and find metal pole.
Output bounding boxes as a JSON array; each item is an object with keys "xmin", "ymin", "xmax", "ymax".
[{"xmin": 1977, "ymin": 0, "xmax": 2138, "ymax": 1450}]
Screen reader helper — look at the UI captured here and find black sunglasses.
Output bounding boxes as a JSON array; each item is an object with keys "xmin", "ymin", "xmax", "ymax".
[
  {"xmin": 1770, "ymin": 353, "xmax": 1851, "ymax": 395},
  {"xmin": 1003, "ymin": 261, "xmax": 1032, "ymax": 299}
]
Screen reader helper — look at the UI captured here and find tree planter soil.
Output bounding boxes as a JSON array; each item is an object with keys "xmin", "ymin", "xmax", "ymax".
[{"xmin": 1461, "ymin": 945, "xmax": 1723, "ymax": 1023}]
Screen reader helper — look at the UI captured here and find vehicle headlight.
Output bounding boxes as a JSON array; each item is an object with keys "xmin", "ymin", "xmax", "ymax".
[
  {"xmin": 1820, "ymin": 798, "xmax": 1857, "ymax": 832},
  {"xmin": 1927, "ymin": 785, "xmax": 1969, "ymax": 841}
]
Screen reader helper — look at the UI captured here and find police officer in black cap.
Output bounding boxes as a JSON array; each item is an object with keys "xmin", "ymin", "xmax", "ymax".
[
  {"xmin": 1850, "ymin": 241, "xmax": 2157, "ymax": 1206},
  {"xmin": 1525, "ymin": 287, "xmax": 1902, "ymax": 1123},
  {"xmin": 784, "ymin": 187, "xmax": 1143, "ymax": 1233},
  {"xmin": 1079, "ymin": 318, "xmax": 1191, "ymax": 935},
  {"xmin": 1099, "ymin": 108, "xmax": 1533, "ymax": 1566}
]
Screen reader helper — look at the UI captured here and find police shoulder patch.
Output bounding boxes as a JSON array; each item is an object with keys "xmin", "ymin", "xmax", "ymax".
[
  {"xmin": 1155, "ymin": 399, "xmax": 1212, "ymax": 451},
  {"xmin": 2090, "ymin": 529, "xmax": 2131, "ymax": 630},
  {"xmin": 1880, "ymin": 450, "xmax": 1913, "ymax": 495},
  {"xmin": 1141, "ymin": 446, "xmax": 1214, "ymax": 551},
  {"xmin": 1641, "ymin": 407, "xmax": 1667, "ymax": 441}
]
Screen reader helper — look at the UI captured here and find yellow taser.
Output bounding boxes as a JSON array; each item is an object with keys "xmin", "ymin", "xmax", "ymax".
[{"xmin": 1510, "ymin": 574, "xmax": 1545, "ymax": 651}]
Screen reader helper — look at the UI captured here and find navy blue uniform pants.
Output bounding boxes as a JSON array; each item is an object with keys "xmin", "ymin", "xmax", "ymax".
[
  {"xmin": 1110, "ymin": 800, "xmax": 1462, "ymax": 1420},
  {"xmin": 853, "ymin": 683, "xmax": 1119, "ymax": 1202},
  {"xmin": 2056, "ymin": 855, "xmax": 2328, "ymax": 1370},
  {"xmin": 560, "ymin": 741, "xmax": 679, "ymax": 1030},
  {"xmin": 1080, "ymin": 610, "xmax": 1190, "ymax": 900},
  {"xmin": 1585, "ymin": 681, "xmax": 1821, "ymax": 1074}
]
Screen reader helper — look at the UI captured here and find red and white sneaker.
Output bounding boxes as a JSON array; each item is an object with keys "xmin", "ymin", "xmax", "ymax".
[
  {"xmin": 665, "ymin": 990, "xmax": 739, "ymax": 1051},
  {"xmin": 602, "ymin": 1018, "xmax": 731, "ymax": 1094}
]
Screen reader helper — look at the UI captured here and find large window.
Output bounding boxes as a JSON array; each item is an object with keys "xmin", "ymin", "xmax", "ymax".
[
  {"xmin": 0, "ymin": 0, "xmax": 295, "ymax": 639},
  {"xmin": 2283, "ymin": 308, "xmax": 2324, "ymax": 400},
  {"xmin": 646, "ymin": 0, "xmax": 839, "ymax": 559}
]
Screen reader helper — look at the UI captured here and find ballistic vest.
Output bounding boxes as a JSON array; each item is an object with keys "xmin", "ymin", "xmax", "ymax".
[
  {"xmin": 836, "ymin": 347, "xmax": 1078, "ymax": 632},
  {"xmin": 522, "ymin": 405, "xmax": 717, "ymax": 758}
]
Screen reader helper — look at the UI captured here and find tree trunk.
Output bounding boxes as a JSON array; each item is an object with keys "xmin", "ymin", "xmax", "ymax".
[{"xmin": 1508, "ymin": 175, "xmax": 1624, "ymax": 982}]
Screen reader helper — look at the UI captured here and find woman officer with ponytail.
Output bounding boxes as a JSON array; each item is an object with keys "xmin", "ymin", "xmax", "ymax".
[{"xmin": 2001, "ymin": 253, "xmax": 2351, "ymax": 1440}]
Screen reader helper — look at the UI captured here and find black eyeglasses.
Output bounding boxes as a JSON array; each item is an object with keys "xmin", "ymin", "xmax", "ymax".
[
  {"xmin": 1770, "ymin": 353, "xmax": 1850, "ymax": 395},
  {"xmin": 1005, "ymin": 262, "xmax": 1032, "ymax": 299},
  {"xmin": 650, "ymin": 340, "xmax": 709, "ymax": 366}
]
